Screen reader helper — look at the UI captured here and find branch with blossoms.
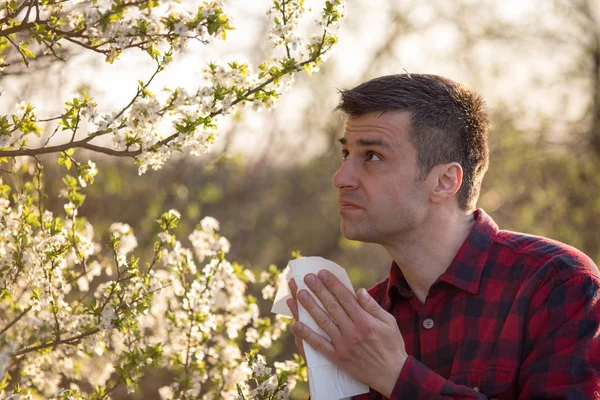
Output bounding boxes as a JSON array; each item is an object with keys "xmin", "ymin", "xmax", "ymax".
[
  {"xmin": 235, "ymin": 350, "xmax": 307, "ymax": 400},
  {"xmin": 0, "ymin": 0, "xmax": 346, "ymax": 398},
  {"xmin": 0, "ymin": 0, "xmax": 345, "ymax": 176},
  {"xmin": 0, "ymin": 0, "xmax": 232, "ymax": 66},
  {"xmin": 0, "ymin": 168, "xmax": 294, "ymax": 398},
  {"xmin": 0, "ymin": 164, "xmax": 299, "ymax": 400}
]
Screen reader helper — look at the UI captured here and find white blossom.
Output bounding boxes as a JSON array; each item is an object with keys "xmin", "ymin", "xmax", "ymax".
[
  {"xmin": 200, "ymin": 216, "xmax": 220, "ymax": 234},
  {"xmin": 99, "ymin": 305, "xmax": 116, "ymax": 330},
  {"xmin": 167, "ymin": 209, "xmax": 181, "ymax": 219},
  {"xmin": 0, "ymin": 134, "xmax": 10, "ymax": 148},
  {"xmin": 15, "ymin": 101, "xmax": 30, "ymax": 119},
  {"xmin": 261, "ymin": 284, "xmax": 276, "ymax": 300},
  {"xmin": 116, "ymin": 253, "xmax": 127, "ymax": 267},
  {"xmin": 110, "ymin": 223, "xmax": 138, "ymax": 254},
  {"xmin": 0, "ymin": 0, "xmax": 345, "ymax": 396},
  {"xmin": 158, "ymin": 385, "xmax": 174, "ymax": 400},
  {"xmin": 64, "ymin": 202, "xmax": 78, "ymax": 217},
  {"xmin": 173, "ymin": 21, "xmax": 188, "ymax": 36},
  {"xmin": 158, "ymin": 231, "xmax": 172, "ymax": 243}
]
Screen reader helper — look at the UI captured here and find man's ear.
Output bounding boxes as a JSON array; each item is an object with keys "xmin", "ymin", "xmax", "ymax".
[{"xmin": 429, "ymin": 162, "xmax": 463, "ymax": 204}]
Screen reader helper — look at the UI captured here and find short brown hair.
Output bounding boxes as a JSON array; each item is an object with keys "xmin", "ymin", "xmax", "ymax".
[{"xmin": 335, "ymin": 74, "xmax": 489, "ymax": 211}]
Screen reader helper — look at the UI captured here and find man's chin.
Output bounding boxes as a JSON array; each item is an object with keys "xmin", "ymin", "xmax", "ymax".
[
  {"xmin": 340, "ymin": 222, "xmax": 367, "ymax": 242},
  {"xmin": 340, "ymin": 221, "xmax": 384, "ymax": 243}
]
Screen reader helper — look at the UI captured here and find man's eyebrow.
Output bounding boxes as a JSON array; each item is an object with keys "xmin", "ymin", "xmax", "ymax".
[{"xmin": 337, "ymin": 137, "xmax": 391, "ymax": 148}]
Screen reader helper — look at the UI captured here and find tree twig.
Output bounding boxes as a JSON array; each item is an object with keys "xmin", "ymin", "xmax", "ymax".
[
  {"xmin": 6, "ymin": 36, "xmax": 30, "ymax": 67},
  {"xmin": 0, "ymin": 306, "xmax": 32, "ymax": 337},
  {"xmin": 12, "ymin": 328, "xmax": 100, "ymax": 357}
]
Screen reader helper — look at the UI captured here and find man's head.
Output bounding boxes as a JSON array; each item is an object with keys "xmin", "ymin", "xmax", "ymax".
[
  {"xmin": 332, "ymin": 74, "xmax": 489, "ymax": 243},
  {"xmin": 335, "ymin": 74, "xmax": 489, "ymax": 211}
]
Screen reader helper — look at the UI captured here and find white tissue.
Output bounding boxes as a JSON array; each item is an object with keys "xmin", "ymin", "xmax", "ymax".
[{"xmin": 271, "ymin": 256, "xmax": 370, "ymax": 400}]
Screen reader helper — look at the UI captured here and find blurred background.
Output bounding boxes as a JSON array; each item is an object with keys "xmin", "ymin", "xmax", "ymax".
[{"xmin": 2, "ymin": 0, "xmax": 600, "ymax": 398}]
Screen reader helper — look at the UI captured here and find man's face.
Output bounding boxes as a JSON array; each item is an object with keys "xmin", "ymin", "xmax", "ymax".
[{"xmin": 332, "ymin": 111, "xmax": 431, "ymax": 244}]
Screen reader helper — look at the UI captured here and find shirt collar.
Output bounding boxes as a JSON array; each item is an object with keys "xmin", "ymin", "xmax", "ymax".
[{"xmin": 386, "ymin": 208, "xmax": 499, "ymax": 300}]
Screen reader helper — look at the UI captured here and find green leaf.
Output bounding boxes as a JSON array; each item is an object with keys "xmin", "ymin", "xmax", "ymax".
[
  {"xmin": 19, "ymin": 45, "xmax": 36, "ymax": 60},
  {"xmin": 303, "ymin": 63, "xmax": 313, "ymax": 76},
  {"xmin": 58, "ymin": 152, "xmax": 72, "ymax": 170}
]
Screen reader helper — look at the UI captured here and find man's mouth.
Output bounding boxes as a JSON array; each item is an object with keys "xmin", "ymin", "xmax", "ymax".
[{"xmin": 338, "ymin": 201, "xmax": 362, "ymax": 211}]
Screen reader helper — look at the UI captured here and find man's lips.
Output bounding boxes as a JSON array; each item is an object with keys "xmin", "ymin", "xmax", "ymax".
[{"xmin": 338, "ymin": 200, "xmax": 362, "ymax": 210}]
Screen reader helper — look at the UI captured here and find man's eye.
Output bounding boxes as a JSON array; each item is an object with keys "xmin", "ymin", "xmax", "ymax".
[
  {"xmin": 341, "ymin": 149, "xmax": 349, "ymax": 160},
  {"xmin": 367, "ymin": 151, "xmax": 381, "ymax": 161}
]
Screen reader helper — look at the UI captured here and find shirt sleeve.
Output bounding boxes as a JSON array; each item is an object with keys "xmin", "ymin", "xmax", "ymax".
[
  {"xmin": 389, "ymin": 356, "xmax": 487, "ymax": 399},
  {"xmin": 388, "ymin": 272, "xmax": 600, "ymax": 400}
]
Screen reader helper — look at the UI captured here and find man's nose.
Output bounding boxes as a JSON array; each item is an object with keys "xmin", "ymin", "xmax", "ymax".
[{"xmin": 332, "ymin": 160, "xmax": 359, "ymax": 189}]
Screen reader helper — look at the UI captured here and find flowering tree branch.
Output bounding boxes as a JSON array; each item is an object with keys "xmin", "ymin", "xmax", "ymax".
[
  {"xmin": 12, "ymin": 328, "xmax": 101, "ymax": 357},
  {"xmin": 0, "ymin": 306, "xmax": 32, "ymax": 337},
  {"xmin": 0, "ymin": 0, "xmax": 345, "ymax": 398},
  {"xmin": 0, "ymin": 47, "xmax": 330, "ymax": 159}
]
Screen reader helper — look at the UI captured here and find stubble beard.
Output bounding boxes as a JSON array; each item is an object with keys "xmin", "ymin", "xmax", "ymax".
[{"xmin": 340, "ymin": 216, "xmax": 381, "ymax": 244}]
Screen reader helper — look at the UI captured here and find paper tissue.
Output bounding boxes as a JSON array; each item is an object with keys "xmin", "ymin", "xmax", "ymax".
[{"xmin": 271, "ymin": 256, "xmax": 370, "ymax": 400}]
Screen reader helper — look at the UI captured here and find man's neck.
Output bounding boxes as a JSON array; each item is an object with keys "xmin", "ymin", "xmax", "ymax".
[{"xmin": 383, "ymin": 208, "xmax": 475, "ymax": 304}]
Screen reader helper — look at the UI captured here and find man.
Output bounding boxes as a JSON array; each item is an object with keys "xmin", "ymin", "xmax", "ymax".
[{"xmin": 286, "ymin": 74, "xmax": 600, "ymax": 399}]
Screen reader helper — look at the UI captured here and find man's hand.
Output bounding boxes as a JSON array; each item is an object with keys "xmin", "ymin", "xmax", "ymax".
[
  {"xmin": 290, "ymin": 270, "xmax": 407, "ymax": 398},
  {"xmin": 286, "ymin": 278, "xmax": 306, "ymax": 360}
]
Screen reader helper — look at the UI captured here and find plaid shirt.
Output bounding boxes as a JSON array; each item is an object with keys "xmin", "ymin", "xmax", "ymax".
[{"xmin": 354, "ymin": 209, "xmax": 600, "ymax": 400}]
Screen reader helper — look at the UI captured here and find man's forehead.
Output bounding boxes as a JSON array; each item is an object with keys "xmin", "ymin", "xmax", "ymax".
[
  {"xmin": 338, "ymin": 136, "xmax": 393, "ymax": 150},
  {"xmin": 341, "ymin": 111, "xmax": 411, "ymax": 144},
  {"xmin": 344, "ymin": 109, "xmax": 410, "ymax": 124}
]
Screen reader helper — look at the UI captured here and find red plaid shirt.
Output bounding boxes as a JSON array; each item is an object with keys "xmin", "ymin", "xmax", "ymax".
[{"xmin": 355, "ymin": 209, "xmax": 600, "ymax": 400}]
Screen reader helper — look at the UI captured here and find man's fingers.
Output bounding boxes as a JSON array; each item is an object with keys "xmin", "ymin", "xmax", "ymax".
[
  {"xmin": 291, "ymin": 321, "xmax": 335, "ymax": 359},
  {"xmin": 285, "ymin": 303, "xmax": 306, "ymax": 360},
  {"xmin": 291, "ymin": 330, "xmax": 306, "ymax": 360},
  {"xmin": 317, "ymin": 270, "xmax": 364, "ymax": 323},
  {"xmin": 297, "ymin": 288, "xmax": 342, "ymax": 342},
  {"xmin": 303, "ymin": 273, "xmax": 354, "ymax": 331},
  {"xmin": 286, "ymin": 297, "xmax": 299, "ymax": 321},
  {"xmin": 288, "ymin": 278, "xmax": 298, "ymax": 300},
  {"xmin": 357, "ymin": 287, "xmax": 395, "ymax": 323},
  {"xmin": 295, "ymin": 336, "xmax": 306, "ymax": 359}
]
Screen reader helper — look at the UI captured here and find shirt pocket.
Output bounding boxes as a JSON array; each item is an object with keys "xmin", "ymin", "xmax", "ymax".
[{"xmin": 449, "ymin": 367, "xmax": 516, "ymax": 400}]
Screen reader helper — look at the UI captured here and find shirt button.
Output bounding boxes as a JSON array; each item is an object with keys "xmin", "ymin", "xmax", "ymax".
[{"xmin": 422, "ymin": 318, "xmax": 434, "ymax": 329}]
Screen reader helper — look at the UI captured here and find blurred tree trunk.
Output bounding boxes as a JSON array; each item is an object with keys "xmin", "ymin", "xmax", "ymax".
[{"xmin": 590, "ymin": 34, "xmax": 600, "ymax": 156}]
